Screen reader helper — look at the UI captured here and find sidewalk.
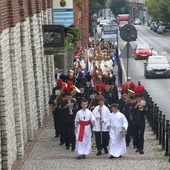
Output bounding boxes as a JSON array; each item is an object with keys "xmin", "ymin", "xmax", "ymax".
[{"xmin": 12, "ymin": 114, "xmax": 170, "ymax": 170}]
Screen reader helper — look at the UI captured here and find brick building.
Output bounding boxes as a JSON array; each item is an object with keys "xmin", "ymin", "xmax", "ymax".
[
  {"xmin": 0, "ymin": 0, "xmax": 54, "ymax": 169},
  {"xmin": 74, "ymin": 0, "xmax": 90, "ymax": 47},
  {"xmin": 0, "ymin": 0, "xmax": 90, "ymax": 169}
]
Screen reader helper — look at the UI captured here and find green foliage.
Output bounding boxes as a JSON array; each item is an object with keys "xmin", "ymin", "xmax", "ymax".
[
  {"xmin": 120, "ymin": 7, "xmax": 126, "ymax": 14},
  {"xmin": 146, "ymin": 0, "xmax": 170, "ymax": 23},
  {"xmin": 158, "ymin": 0, "xmax": 170, "ymax": 23},
  {"xmin": 53, "ymin": 33, "xmax": 61, "ymax": 44},
  {"xmin": 109, "ymin": 0, "xmax": 129, "ymax": 16},
  {"xmin": 89, "ymin": 0, "xmax": 106, "ymax": 14},
  {"xmin": 74, "ymin": 0, "xmax": 83, "ymax": 11},
  {"xmin": 64, "ymin": 36, "xmax": 75, "ymax": 49},
  {"xmin": 145, "ymin": 0, "xmax": 160, "ymax": 20},
  {"xmin": 64, "ymin": 24, "xmax": 81, "ymax": 49}
]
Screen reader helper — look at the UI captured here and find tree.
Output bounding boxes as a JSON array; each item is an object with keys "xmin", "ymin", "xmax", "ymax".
[
  {"xmin": 74, "ymin": 0, "xmax": 83, "ymax": 11},
  {"xmin": 145, "ymin": 0, "xmax": 170, "ymax": 23},
  {"xmin": 64, "ymin": 24, "xmax": 81, "ymax": 48},
  {"xmin": 158, "ymin": 0, "xmax": 170, "ymax": 23},
  {"xmin": 89, "ymin": 0, "xmax": 106, "ymax": 14},
  {"xmin": 109, "ymin": 0, "xmax": 129, "ymax": 17},
  {"xmin": 145, "ymin": 0, "xmax": 160, "ymax": 21}
]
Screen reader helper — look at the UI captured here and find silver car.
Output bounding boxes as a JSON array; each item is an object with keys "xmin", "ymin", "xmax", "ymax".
[
  {"xmin": 134, "ymin": 19, "xmax": 142, "ymax": 25},
  {"xmin": 157, "ymin": 25, "xmax": 165, "ymax": 34},
  {"xmin": 144, "ymin": 56, "xmax": 170, "ymax": 78}
]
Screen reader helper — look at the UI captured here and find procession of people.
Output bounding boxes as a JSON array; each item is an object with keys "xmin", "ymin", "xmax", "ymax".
[{"xmin": 49, "ymin": 40, "xmax": 148, "ymax": 159}]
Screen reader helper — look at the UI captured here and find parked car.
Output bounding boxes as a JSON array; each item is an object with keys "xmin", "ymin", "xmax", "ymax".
[
  {"xmin": 144, "ymin": 55, "xmax": 170, "ymax": 78},
  {"xmin": 150, "ymin": 22, "xmax": 154, "ymax": 30},
  {"xmin": 134, "ymin": 44, "xmax": 153, "ymax": 59},
  {"xmin": 134, "ymin": 18, "xmax": 142, "ymax": 25},
  {"xmin": 150, "ymin": 21, "xmax": 158, "ymax": 32},
  {"xmin": 157, "ymin": 25, "xmax": 165, "ymax": 34},
  {"xmin": 100, "ymin": 20, "xmax": 109, "ymax": 27},
  {"xmin": 147, "ymin": 20, "xmax": 152, "ymax": 26}
]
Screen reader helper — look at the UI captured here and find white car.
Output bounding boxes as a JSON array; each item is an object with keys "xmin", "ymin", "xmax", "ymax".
[
  {"xmin": 144, "ymin": 55, "xmax": 170, "ymax": 78},
  {"xmin": 100, "ymin": 20, "xmax": 109, "ymax": 27},
  {"xmin": 157, "ymin": 26, "xmax": 165, "ymax": 34},
  {"xmin": 134, "ymin": 19, "xmax": 142, "ymax": 25}
]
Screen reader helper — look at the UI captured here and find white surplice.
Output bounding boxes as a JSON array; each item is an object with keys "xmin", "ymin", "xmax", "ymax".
[
  {"xmin": 75, "ymin": 109, "xmax": 95, "ymax": 155},
  {"xmin": 92, "ymin": 105, "xmax": 110, "ymax": 132},
  {"xmin": 100, "ymin": 59, "xmax": 113, "ymax": 73},
  {"xmin": 107, "ymin": 111, "xmax": 128, "ymax": 157}
]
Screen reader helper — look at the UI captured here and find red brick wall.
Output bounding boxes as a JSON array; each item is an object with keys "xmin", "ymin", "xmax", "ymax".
[
  {"xmin": 42, "ymin": 0, "xmax": 48, "ymax": 10},
  {"xmin": 73, "ymin": 2, "xmax": 82, "ymax": 47},
  {"xmin": 0, "ymin": 0, "xmax": 89, "ymax": 47},
  {"xmin": 28, "ymin": 0, "xmax": 37, "ymax": 17},
  {"xmin": 35, "ymin": 0, "xmax": 42, "ymax": 13},
  {"xmin": 47, "ymin": 0, "xmax": 52, "ymax": 8},
  {"xmin": 7, "ymin": 0, "xmax": 20, "ymax": 27},
  {"xmin": 0, "ymin": 7, "xmax": 1, "ymax": 33},
  {"xmin": 73, "ymin": 0, "xmax": 89, "ymax": 48},
  {"xmin": 0, "ymin": 0, "xmax": 51, "ymax": 33},
  {"xmin": 83, "ymin": 0, "xmax": 89, "ymax": 47},
  {"xmin": 18, "ymin": 0, "xmax": 29, "ymax": 22},
  {"xmin": 0, "ymin": 0, "xmax": 10, "ymax": 33}
]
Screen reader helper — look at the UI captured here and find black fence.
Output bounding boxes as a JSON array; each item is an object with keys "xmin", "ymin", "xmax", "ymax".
[{"xmin": 142, "ymin": 90, "xmax": 170, "ymax": 162}]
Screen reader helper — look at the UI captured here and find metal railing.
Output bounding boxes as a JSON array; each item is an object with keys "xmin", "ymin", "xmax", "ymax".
[{"xmin": 142, "ymin": 90, "xmax": 170, "ymax": 162}]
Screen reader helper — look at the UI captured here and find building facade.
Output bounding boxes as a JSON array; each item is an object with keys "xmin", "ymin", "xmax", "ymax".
[
  {"xmin": 74, "ymin": 0, "xmax": 89, "ymax": 47},
  {"xmin": 0, "ymin": 0, "xmax": 90, "ymax": 169},
  {"xmin": 128, "ymin": 0, "xmax": 145, "ymax": 21},
  {"xmin": 0, "ymin": 0, "xmax": 54, "ymax": 169}
]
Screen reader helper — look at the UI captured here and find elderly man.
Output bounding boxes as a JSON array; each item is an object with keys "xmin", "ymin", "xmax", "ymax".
[
  {"xmin": 55, "ymin": 68, "xmax": 60, "ymax": 81},
  {"xmin": 65, "ymin": 69, "xmax": 76, "ymax": 85}
]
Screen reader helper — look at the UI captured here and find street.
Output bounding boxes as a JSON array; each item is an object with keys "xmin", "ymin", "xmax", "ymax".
[{"xmin": 119, "ymin": 25, "xmax": 170, "ymax": 120}]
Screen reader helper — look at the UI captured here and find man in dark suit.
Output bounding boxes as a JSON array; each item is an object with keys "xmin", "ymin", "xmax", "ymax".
[
  {"xmin": 75, "ymin": 66, "xmax": 84, "ymax": 88},
  {"xmin": 132, "ymin": 94, "xmax": 147, "ymax": 154},
  {"xmin": 57, "ymin": 93, "xmax": 66, "ymax": 145},
  {"xmin": 76, "ymin": 85, "xmax": 87, "ymax": 110},
  {"xmin": 62, "ymin": 91, "xmax": 78, "ymax": 151},
  {"xmin": 49, "ymin": 85, "xmax": 62, "ymax": 138},
  {"xmin": 118, "ymin": 91, "xmax": 128, "ymax": 113},
  {"xmin": 84, "ymin": 73, "xmax": 93, "ymax": 101},
  {"xmin": 102, "ymin": 82, "xmax": 116, "ymax": 109}
]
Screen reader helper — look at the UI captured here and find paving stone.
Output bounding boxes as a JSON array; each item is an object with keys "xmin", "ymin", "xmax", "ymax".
[{"xmin": 11, "ymin": 115, "xmax": 170, "ymax": 170}]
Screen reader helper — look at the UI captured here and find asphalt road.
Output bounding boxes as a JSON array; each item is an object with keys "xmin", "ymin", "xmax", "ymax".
[{"xmin": 119, "ymin": 25, "xmax": 170, "ymax": 120}]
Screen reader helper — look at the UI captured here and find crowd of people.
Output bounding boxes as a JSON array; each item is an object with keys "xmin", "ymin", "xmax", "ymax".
[{"xmin": 49, "ymin": 41, "xmax": 148, "ymax": 159}]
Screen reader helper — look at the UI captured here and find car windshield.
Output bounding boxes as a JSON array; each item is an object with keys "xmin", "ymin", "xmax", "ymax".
[
  {"xmin": 148, "ymin": 57, "xmax": 168, "ymax": 64},
  {"xmin": 100, "ymin": 20, "xmax": 107, "ymax": 24},
  {"xmin": 120, "ymin": 21, "xmax": 128, "ymax": 25},
  {"xmin": 137, "ymin": 45, "xmax": 150, "ymax": 50}
]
